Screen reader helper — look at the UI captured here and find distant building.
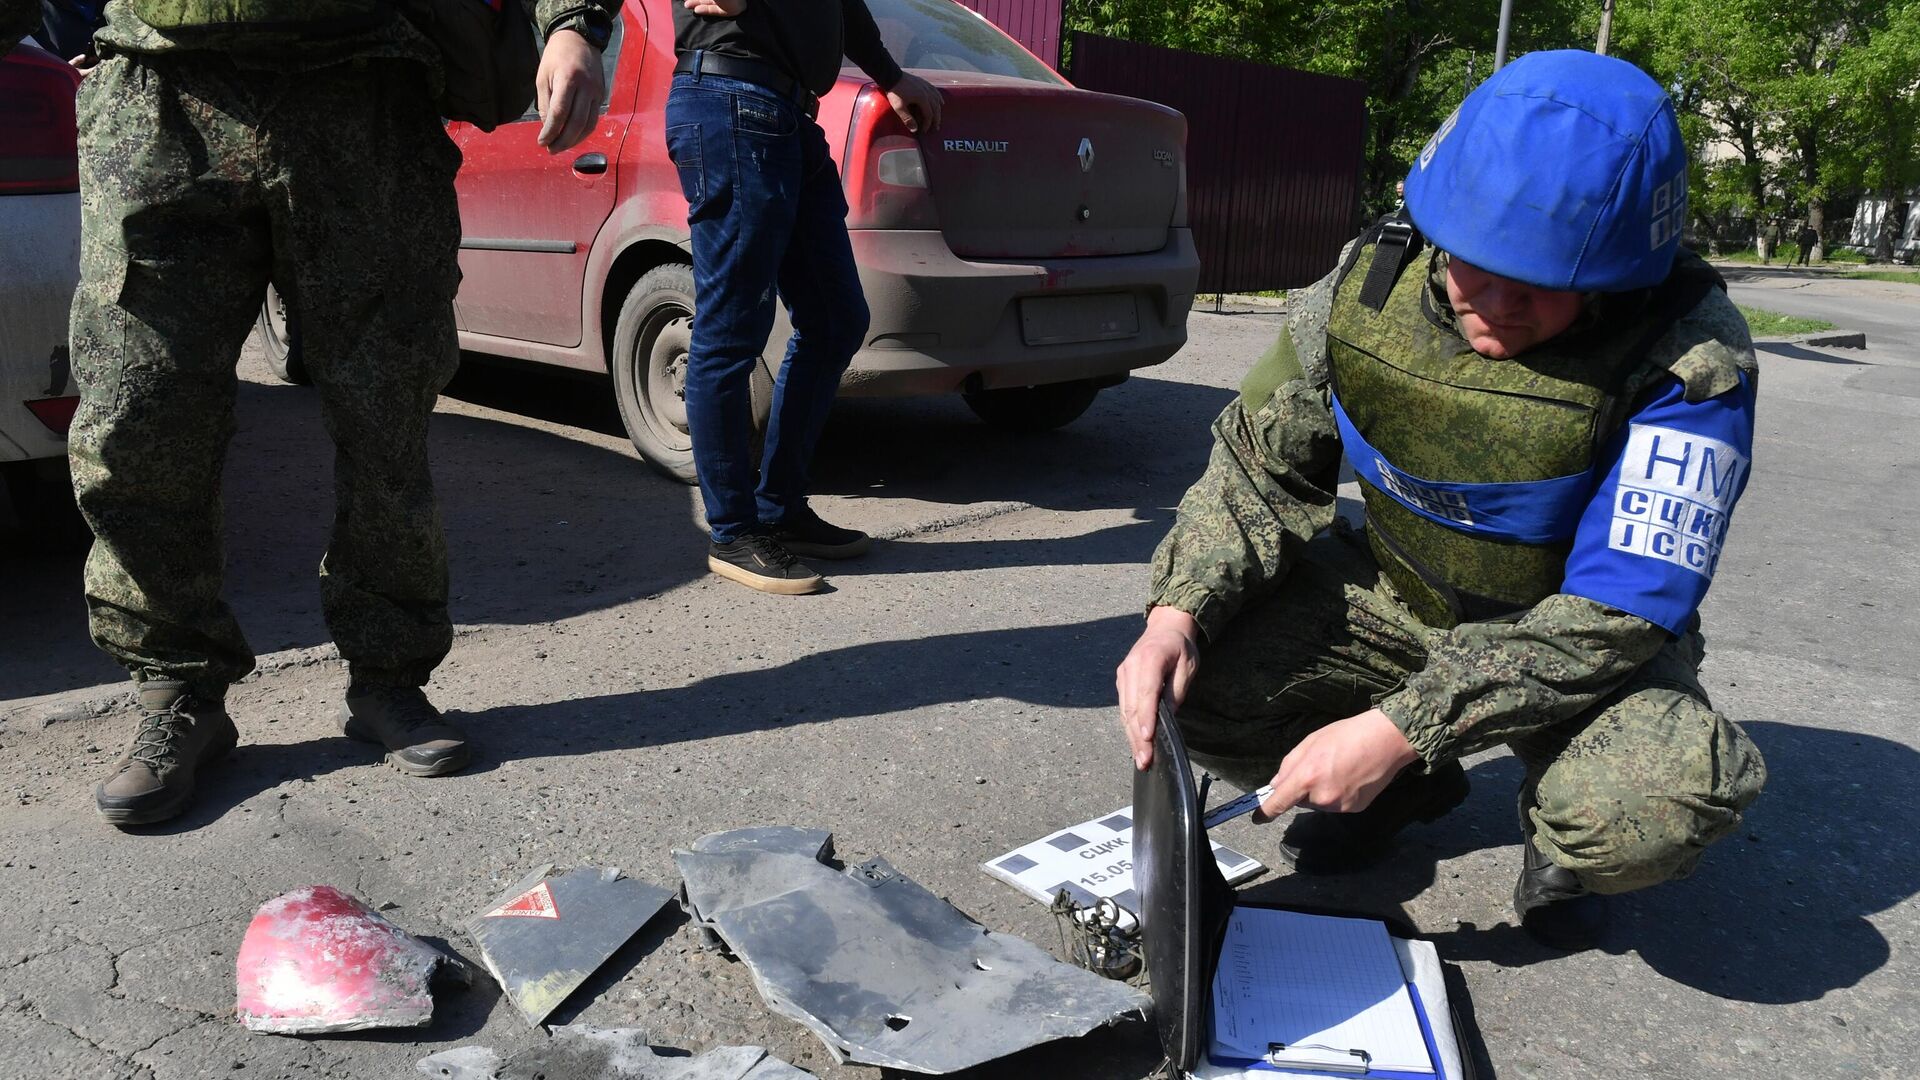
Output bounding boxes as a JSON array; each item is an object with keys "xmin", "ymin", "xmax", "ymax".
[{"xmin": 1848, "ymin": 189, "xmax": 1919, "ymax": 261}]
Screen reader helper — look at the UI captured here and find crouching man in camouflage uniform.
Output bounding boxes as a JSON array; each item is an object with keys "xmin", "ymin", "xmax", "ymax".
[
  {"xmin": 0, "ymin": 0, "xmax": 618, "ymax": 825},
  {"xmin": 1116, "ymin": 51, "xmax": 1766, "ymax": 950}
]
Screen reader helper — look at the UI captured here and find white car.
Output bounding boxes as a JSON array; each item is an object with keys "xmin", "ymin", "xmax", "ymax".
[{"xmin": 0, "ymin": 40, "xmax": 85, "ymax": 545}]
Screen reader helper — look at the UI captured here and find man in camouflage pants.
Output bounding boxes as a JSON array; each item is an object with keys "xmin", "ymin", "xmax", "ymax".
[
  {"xmin": 2, "ymin": 0, "xmax": 618, "ymax": 825},
  {"xmin": 1117, "ymin": 51, "xmax": 1766, "ymax": 950}
]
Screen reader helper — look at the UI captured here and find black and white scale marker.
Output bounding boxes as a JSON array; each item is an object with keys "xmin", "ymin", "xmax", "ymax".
[{"xmin": 983, "ymin": 804, "xmax": 1264, "ymax": 932}]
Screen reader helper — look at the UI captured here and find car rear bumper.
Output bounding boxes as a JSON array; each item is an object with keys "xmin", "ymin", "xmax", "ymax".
[
  {"xmin": 840, "ymin": 228, "xmax": 1199, "ymax": 397},
  {"xmin": 0, "ymin": 191, "xmax": 81, "ymax": 463}
]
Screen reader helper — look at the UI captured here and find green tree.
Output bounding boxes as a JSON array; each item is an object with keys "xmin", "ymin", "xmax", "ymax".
[
  {"xmin": 1064, "ymin": 0, "xmax": 1591, "ymax": 214},
  {"xmin": 1609, "ymin": 0, "xmax": 1889, "ymax": 255},
  {"xmin": 1826, "ymin": 1, "xmax": 1920, "ymax": 260}
]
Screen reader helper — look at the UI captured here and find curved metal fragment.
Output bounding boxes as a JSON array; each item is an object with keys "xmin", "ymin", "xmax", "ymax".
[
  {"xmin": 235, "ymin": 885, "xmax": 468, "ymax": 1035},
  {"xmin": 675, "ymin": 827, "xmax": 1149, "ymax": 1074}
]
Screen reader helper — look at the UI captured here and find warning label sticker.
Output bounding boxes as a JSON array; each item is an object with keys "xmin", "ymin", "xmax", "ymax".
[{"xmin": 483, "ymin": 880, "xmax": 560, "ymax": 920}]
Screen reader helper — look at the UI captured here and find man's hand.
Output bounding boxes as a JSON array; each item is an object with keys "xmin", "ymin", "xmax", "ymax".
[
  {"xmin": 1116, "ymin": 606, "xmax": 1202, "ymax": 770},
  {"xmin": 681, "ymin": 0, "xmax": 746, "ymax": 15},
  {"xmin": 536, "ymin": 28, "xmax": 606, "ymax": 154},
  {"xmin": 69, "ymin": 52, "xmax": 99, "ymax": 72},
  {"xmin": 1257, "ymin": 708, "xmax": 1420, "ymax": 819},
  {"xmin": 886, "ymin": 71, "xmax": 942, "ymax": 134}
]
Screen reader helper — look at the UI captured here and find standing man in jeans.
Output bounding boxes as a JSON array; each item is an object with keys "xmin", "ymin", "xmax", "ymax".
[{"xmin": 669, "ymin": 0, "xmax": 942, "ymax": 594}]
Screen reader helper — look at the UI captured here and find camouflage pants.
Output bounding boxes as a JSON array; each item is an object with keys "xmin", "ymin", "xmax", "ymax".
[
  {"xmin": 67, "ymin": 52, "xmax": 463, "ymax": 694},
  {"xmin": 1177, "ymin": 525, "xmax": 1766, "ymax": 894}
]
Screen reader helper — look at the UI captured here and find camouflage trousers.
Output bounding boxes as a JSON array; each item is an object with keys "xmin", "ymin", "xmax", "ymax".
[
  {"xmin": 1177, "ymin": 526, "xmax": 1767, "ymax": 895},
  {"xmin": 67, "ymin": 52, "xmax": 463, "ymax": 694}
]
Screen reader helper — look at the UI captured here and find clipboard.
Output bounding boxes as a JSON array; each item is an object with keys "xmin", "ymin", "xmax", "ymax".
[
  {"xmin": 1133, "ymin": 701, "xmax": 1481, "ymax": 1080},
  {"xmin": 1204, "ymin": 982, "xmax": 1444, "ymax": 1079}
]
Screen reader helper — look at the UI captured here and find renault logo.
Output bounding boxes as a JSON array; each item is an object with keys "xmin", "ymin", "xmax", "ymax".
[{"xmin": 1077, "ymin": 137, "xmax": 1095, "ymax": 173}]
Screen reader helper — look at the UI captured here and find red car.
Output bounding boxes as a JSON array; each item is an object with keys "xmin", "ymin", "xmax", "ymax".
[{"xmin": 263, "ymin": 0, "xmax": 1199, "ymax": 481}]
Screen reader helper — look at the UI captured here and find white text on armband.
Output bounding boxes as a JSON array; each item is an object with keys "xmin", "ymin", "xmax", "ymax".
[
  {"xmin": 1606, "ymin": 423, "xmax": 1747, "ymax": 579},
  {"xmin": 1374, "ymin": 457, "xmax": 1475, "ymax": 525}
]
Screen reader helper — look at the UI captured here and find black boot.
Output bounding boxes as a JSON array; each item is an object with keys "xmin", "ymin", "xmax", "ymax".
[
  {"xmin": 94, "ymin": 680, "xmax": 238, "ymax": 826},
  {"xmin": 1514, "ymin": 836, "xmax": 1609, "ymax": 951},
  {"xmin": 1277, "ymin": 760, "xmax": 1470, "ymax": 873}
]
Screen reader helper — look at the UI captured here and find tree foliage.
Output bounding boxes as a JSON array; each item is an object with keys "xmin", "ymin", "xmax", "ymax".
[{"xmin": 1065, "ymin": 0, "xmax": 1920, "ymax": 252}]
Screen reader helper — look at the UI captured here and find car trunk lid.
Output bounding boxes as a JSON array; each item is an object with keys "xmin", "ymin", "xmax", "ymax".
[{"xmin": 919, "ymin": 78, "xmax": 1184, "ymax": 260}]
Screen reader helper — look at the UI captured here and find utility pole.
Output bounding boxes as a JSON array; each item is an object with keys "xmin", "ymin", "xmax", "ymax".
[
  {"xmin": 1494, "ymin": 0, "xmax": 1515, "ymax": 70},
  {"xmin": 1596, "ymin": 0, "xmax": 1615, "ymax": 55}
]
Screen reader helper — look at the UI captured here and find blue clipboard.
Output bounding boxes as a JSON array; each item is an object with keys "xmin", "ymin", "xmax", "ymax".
[{"xmin": 1205, "ymin": 982, "xmax": 1448, "ymax": 1080}]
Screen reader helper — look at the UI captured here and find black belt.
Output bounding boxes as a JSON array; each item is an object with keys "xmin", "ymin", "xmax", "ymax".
[{"xmin": 673, "ymin": 50, "xmax": 819, "ymax": 120}]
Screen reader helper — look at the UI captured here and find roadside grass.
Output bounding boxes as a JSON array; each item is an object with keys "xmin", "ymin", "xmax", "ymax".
[
  {"xmin": 1737, "ymin": 305, "xmax": 1836, "ymax": 336},
  {"xmin": 1716, "ymin": 245, "xmax": 1869, "ymax": 265},
  {"xmin": 1843, "ymin": 270, "xmax": 1920, "ymax": 286}
]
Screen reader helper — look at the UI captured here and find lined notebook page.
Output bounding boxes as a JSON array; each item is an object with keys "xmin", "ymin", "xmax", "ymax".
[{"xmin": 1208, "ymin": 908, "xmax": 1434, "ymax": 1074}]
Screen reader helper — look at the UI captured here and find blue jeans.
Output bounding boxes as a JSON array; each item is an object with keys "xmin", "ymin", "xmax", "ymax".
[{"xmin": 664, "ymin": 73, "xmax": 869, "ymax": 543}]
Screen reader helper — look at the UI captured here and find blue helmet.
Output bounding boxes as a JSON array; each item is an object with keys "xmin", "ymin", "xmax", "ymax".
[{"xmin": 1403, "ymin": 50, "xmax": 1688, "ymax": 293}]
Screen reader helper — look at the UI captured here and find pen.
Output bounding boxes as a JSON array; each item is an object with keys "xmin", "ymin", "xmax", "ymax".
[{"xmin": 1202, "ymin": 785, "xmax": 1274, "ymax": 829}]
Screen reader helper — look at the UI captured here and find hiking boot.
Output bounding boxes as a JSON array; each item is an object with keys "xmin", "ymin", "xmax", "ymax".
[
  {"xmin": 339, "ymin": 686, "xmax": 471, "ymax": 777},
  {"xmin": 770, "ymin": 509, "xmax": 872, "ymax": 560},
  {"xmin": 707, "ymin": 533, "xmax": 824, "ymax": 594},
  {"xmin": 1277, "ymin": 759, "xmax": 1470, "ymax": 873},
  {"xmin": 1514, "ymin": 836, "xmax": 1608, "ymax": 951},
  {"xmin": 95, "ymin": 680, "xmax": 238, "ymax": 826}
]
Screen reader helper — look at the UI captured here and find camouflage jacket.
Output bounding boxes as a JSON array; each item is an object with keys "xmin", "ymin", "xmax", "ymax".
[
  {"xmin": 42, "ymin": 0, "xmax": 623, "ymax": 73},
  {"xmin": 1149, "ymin": 239, "xmax": 1757, "ymax": 762}
]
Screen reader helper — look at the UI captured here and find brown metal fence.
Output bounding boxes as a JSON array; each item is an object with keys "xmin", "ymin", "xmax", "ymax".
[
  {"xmin": 952, "ymin": 0, "xmax": 1064, "ymax": 70},
  {"xmin": 1067, "ymin": 32, "xmax": 1368, "ymax": 293}
]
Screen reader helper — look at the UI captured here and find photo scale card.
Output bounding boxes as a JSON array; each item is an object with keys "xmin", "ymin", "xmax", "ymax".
[{"xmin": 982, "ymin": 805, "xmax": 1264, "ymax": 931}]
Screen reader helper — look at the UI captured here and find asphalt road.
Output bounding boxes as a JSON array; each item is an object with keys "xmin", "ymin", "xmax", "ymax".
[{"xmin": 1, "ymin": 271, "xmax": 1914, "ymax": 1080}]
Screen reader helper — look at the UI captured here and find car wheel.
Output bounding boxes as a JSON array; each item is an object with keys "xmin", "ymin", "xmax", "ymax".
[
  {"xmin": 257, "ymin": 283, "xmax": 310, "ymax": 385},
  {"xmin": 3, "ymin": 458, "xmax": 91, "ymax": 553},
  {"xmin": 610, "ymin": 263, "xmax": 771, "ymax": 484},
  {"xmin": 963, "ymin": 379, "xmax": 1102, "ymax": 433}
]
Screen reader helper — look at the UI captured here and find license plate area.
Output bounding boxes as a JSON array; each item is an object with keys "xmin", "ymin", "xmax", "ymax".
[{"xmin": 1019, "ymin": 293, "xmax": 1140, "ymax": 346}]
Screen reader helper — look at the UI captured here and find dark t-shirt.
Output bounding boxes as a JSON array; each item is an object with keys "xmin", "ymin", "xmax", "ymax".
[{"xmin": 673, "ymin": 0, "xmax": 903, "ymax": 97}]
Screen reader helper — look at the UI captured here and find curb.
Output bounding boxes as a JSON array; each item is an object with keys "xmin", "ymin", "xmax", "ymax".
[{"xmin": 1757, "ymin": 330, "xmax": 1868, "ymax": 349}]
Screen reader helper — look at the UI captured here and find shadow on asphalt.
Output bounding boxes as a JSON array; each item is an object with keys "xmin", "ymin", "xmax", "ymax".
[
  {"xmin": 1756, "ymin": 341, "xmax": 1872, "ymax": 365},
  {"xmin": 1235, "ymin": 721, "xmax": 1914, "ymax": 1011},
  {"xmin": 463, "ymin": 612, "xmax": 1145, "ymax": 747},
  {"xmin": 0, "ymin": 357, "xmax": 1235, "ymax": 703}
]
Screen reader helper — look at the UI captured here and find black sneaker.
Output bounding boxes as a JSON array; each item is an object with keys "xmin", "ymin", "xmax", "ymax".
[
  {"xmin": 1515, "ymin": 836, "xmax": 1608, "ymax": 951},
  {"xmin": 708, "ymin": 534, "xmax": 825, "ymax": 594},
  {"xmin": 95, "ymin": 680, "xmax": 238, "ymax": 826},
  {"xmin": 340, "ymin": 686, "xmax": 472, "ymax": 777},
  {"xmin": 1277, "ymin": 759, "xmax": 1470, "ymax": 873},
  {"xmin": 769, "ymin": 510, "xmax": 872, "ymax": 560}
]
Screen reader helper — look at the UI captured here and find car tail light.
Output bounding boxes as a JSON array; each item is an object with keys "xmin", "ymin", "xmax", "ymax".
[
  {"xmin": 26, "ymin": 397, "xmax": 80, "ymax": 436},
  {"xmin": 843, "ymin": 86, "xmax": 939, "ymax": 231},
  {"xmin": 0, "ymin": 47, "xmax": 83, "ymax": 196}
]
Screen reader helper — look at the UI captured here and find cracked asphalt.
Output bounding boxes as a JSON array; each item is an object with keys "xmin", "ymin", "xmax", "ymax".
[{"xmin": 1, "ymin": 272, "xmax": 1915, "ymax": 1080}]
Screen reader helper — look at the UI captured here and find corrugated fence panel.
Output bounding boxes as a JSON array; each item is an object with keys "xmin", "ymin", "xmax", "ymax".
[
  {"xmin": 952, "ymin": 0, "xmax": 1064, "ymax": 69},
  {"xmin": 1068, "ymin": 33, "xmax": 1367, "ymax": 293}
]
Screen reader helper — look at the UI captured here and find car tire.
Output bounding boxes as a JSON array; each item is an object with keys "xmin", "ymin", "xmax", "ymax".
[
  {"xmin": 963, "ymin": 379, "xmax": 1102, "ymax": 433},
  {"xmin": 257, "ymin": 283, "xmax": 310, "ymax": 386},
  {"xmin": 610, "ymin": 262, "xmax": 772, "ymax": 484},
  {"xmin": 3, "ymin": 458, "xmax": 91, "ymax": 553}
]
